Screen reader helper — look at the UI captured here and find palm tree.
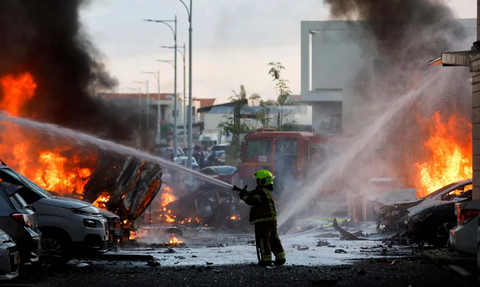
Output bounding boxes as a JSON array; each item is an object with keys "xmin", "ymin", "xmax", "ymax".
[{"xmin": 231, "ymin": 85, "xmax": 261, "ymax": 101}]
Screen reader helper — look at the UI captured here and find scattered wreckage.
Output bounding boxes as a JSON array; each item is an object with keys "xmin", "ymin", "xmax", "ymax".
[{"xmin": 332, "ymin": 179, "xmax": 473, "ymax": 247}]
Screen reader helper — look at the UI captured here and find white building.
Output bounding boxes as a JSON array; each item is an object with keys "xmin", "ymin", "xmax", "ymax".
[{"xmin": 300, "ymin": 19, "xmax": 476, "ymax": 133}]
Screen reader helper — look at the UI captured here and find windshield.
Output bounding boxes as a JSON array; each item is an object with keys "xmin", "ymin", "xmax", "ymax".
[
  {"xmin": 246, "ymin": 140, "xmax": 273, "ymax": 158},
  {"xmin": 0, "ymin": 168, "xmax": 52, "ymax": 198}
]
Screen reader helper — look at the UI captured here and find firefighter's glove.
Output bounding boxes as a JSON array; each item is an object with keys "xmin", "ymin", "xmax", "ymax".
[{"xmin": 233, "ymin": 185, "xmax": 248, "ymax": 192}]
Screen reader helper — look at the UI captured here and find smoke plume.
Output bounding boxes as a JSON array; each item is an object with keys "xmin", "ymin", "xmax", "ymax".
[
  {"xmin": 0, "ymin": 0, "xmax": 132, "ymax": 140},
  {"xmin": 321, "ymin": 0, "xmax": 472, "ymax": 185}
]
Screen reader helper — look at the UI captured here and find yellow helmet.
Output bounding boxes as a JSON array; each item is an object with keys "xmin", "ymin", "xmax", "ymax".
[{"xmin": 253, "ymin": 170, "xmax": 275, "ymax": 186}]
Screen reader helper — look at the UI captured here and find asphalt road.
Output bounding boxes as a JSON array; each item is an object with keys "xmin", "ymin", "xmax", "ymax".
[{"xmin": 7, "ymin": 257, "xmax": 456, "ymax": 287}]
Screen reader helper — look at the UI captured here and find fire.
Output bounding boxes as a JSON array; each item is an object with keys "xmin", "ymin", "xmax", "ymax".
[
  {"xmin": 164, "ymin": 214, "xmax": 175, "ymax": 223},
  {"xmin": 160, "ymin": 185, "xmax": 177, "ymax": 207},
  {"xmin": 415, "ymin": 112, "xmax": 472, "ymax": 197},
  {"xmin": 230, "ymin": 215, "xmax": 241, "ymax": 221},
  {"xmin": 93, "ymin": 193, "xmax": 110, "ymax": 209},
  {"xmin": 0, "ymin": 73, "xmax": 97, "ymax": 197},
  {"xmin": 167, "ymin": 233, "xmax": 182, "ymax": 245},
  {"xmin": 0, "ymin": 73, "xmax": 36, "ymax": 116}
]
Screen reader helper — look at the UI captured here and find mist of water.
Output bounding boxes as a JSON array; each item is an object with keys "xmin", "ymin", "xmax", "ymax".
[
  {"xmin": 277, "ymin": 76, "xmax": 435, "ymax": 227},
  {"xmin": 0, "ymin": 113, "xmax": 233, "ymax": 190}
]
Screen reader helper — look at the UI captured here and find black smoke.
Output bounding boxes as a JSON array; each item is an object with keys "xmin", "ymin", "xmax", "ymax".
[
  {"xmin": 321, "ymin": 0, "xmax": 472, "ymax": 186},
  {"xmin": 0, "ymin": 0, "xmax": 133, "ymax": 140}
]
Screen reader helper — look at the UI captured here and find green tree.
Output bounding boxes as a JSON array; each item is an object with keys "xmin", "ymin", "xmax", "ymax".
[
  {"xmin": 218, "ymin": 85, "xmax": 258, "ymax": 160},
  {"xmin": 268, "ymin": 61, "xmax": 293, "ymax": 129}
]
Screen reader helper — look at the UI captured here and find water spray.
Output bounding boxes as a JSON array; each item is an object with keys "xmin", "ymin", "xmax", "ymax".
[{"xmin": 0, "ymin": 114, "xmax": 233, "ymax": 190}]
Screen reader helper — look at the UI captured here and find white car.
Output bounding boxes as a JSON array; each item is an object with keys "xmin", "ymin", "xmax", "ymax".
[
  {"xmin": 449, "ymin": 200, "xmax": 480, "ymax": 254},
  {"xmin": 0, "ymin": 165, "xmax": 108, "ymax": 266},
  {"xmin": 0, "ymin": 230, "xmax": 19, "ymax": 280}
]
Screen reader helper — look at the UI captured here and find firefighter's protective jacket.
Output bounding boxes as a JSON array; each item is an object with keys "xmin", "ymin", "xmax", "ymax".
[{"xmin": 239, "ymin": 186, "xmax": 277, "ymax": 224}]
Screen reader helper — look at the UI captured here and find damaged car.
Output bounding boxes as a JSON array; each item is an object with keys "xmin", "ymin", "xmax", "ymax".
[{"xmin": 375, "ymin": 179, "xmax": 472, "ymax": 234}]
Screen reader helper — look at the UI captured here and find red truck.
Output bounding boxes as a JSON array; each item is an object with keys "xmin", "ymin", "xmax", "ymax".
[{"xmin": 236, "ymin": 129, "xmax": 335, "ymax": 193}]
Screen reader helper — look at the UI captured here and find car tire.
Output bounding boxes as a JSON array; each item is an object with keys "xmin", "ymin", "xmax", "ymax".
[
  {"xmin": 40, "ymin": 232, "xmax": 72, "ymax": 266},
  {"xmin": 435, "ymin": 222, "xmax": 456, "ymax": 247}
]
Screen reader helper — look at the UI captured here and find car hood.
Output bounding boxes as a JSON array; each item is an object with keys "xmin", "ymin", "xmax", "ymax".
[{"xmin": 37, "ymin": 196, "xmax": 93, "ymax": 209}]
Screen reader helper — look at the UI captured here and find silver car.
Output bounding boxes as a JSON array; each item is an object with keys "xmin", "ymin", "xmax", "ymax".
[
  {"xmin": 449, "ymin": 200, "xmax": 480, "ymax": 254},
  {"xmin": 0, "ymin": 230, "xmax": 19, "ymax": 280}
]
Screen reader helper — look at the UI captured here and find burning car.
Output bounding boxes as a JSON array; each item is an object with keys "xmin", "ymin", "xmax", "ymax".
[
  {"xmin": 375, "ymin": 179, "xmax": 472, "ymax": 233},
  {"xmin": 0, "ymin": 164, "xmax": 108, "ymax": 265}
]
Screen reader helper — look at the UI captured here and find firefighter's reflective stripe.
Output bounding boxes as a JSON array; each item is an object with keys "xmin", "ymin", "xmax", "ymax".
[
  {"xmin": 259, "ymin": 239, "xmax": 272, "ymax": 261},
  {"xmin": 241, "ymin": 195, "xmax": 249, "ymax": 201},
  {"xmin": 275, "ymin": 252, "xmax": 286, "ymax": 260},
  {"xmin": 251, "ymin": 216, "xmax": 277, "ymax": 224},
  {"xmin": 253, "ymin": 194, "xmax": 262, "ymax": 201}
]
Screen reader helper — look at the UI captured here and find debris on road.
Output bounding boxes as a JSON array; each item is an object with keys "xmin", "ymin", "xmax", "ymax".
[
  {"xmin": 332, "ymin": 218, "xmax": 365, "ymax": 240},
  {"xmin": 334, "ymin": 249, "xmax": 347, "ymax": 254},
  {"xmin": 147, "ymin": 260, "xmax": 160, "ymax": 267}
]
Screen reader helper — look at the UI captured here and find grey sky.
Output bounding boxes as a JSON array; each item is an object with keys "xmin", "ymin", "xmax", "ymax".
[{"xmin": 81, "ymin": 0, "xmax": 476, "ymax": 103}]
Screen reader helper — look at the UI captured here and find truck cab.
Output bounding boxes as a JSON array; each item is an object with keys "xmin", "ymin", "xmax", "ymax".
[{"xmin": 238, "ymin": 130, "xmax": 328, "ymax": 194}]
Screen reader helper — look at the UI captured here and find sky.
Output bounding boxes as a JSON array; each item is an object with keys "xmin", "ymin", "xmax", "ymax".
[{"xmin": 81, "ymin": 0, "xmax": 477, "ymax": 104}]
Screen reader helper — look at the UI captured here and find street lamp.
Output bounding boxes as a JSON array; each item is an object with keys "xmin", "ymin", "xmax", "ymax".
[
  {"xmin": 157, "ymin": 60, "xmax": 178, "ymax": 150},
  {"xmin": 160, "ymin": 44, "xmax": 187, "ymax": 149},
  {"xmin": 174, "ymin": 0, "xmax": 193, "ymax": 169},
  {"xmin": 142, "ymin": 71, "xmax": 162, "ymax": 145},
  {"xmin": 145, "ymin": 16, "xmax": 179, "ymax": 162}
]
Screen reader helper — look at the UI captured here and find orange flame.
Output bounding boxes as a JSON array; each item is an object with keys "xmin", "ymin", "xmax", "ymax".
[
  {"xmin": 93, "ymin": 193, "xmax": 110, "ymax": 209},
  {"xmin": 167, "ymin": 233, "xmax": 181, "ymax": 244},
  {"xmin": 164, "ymin": 214, "xmax": 175, "ymax": 223},
  {"xmin": 414, "ymin": 112, "xmax": 472, "ymax": 197},
  {"xmin": 0, "ymin": 73, "xmax": 36, "ymax": 116},
  {"xmin": 0, "ymin": 73, "xmax": 97, "ymax": 197},
  {"xmin": 160, "ymin": 185, "xmax": 177, "ymax": 207}
]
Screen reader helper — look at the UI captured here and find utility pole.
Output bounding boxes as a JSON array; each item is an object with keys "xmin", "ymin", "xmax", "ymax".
[
  {"xmin": 145, "ymin": 16, "xmax": 178, "ymax": 158},
  {"xmin": 160, "ymin": 44, "xmax": 186, "ymax": 149},
  {"xmin": 142, "ymin": 71, "xmax": 162, "ymax": 146}
]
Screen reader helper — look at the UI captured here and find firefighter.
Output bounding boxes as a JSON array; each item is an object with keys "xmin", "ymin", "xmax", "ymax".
[{"xmin": 233, "ymin": 170, "xmax": 286, "ymax": 266}]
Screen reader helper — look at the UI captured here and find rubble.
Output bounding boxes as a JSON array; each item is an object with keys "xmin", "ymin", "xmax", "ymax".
[
  {"xmin": 332, "ymin": 218, "xmax": 365, "ymax": 240},
  {"xmin": 316, "ymin": 240, "xmax": 329, "ymax": 247}
]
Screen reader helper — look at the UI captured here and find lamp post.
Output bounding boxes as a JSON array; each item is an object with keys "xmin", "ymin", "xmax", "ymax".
[
  {"xmin": 160, "ymin": 44, "xmax": 186, "ymax": 149},
  {"xmin": 175, "ymin": 0, "xmax": 193, "ymax": 169},
  {"xmin": 157, "ymin": 60, "xmax": 178, "ymax": 152},
  {"xmin": 145, "ymin": 16, "xmax": 178, "ymax": 160},
  {"xmin": 142, "ymin": 71, "xmax": 162, "ymax": 145}
]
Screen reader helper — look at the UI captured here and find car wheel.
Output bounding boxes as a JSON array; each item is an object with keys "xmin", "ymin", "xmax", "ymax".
[
  {"xmin": 40, "ymin": 234, "xmax": 72, "ymax": 266},
  {"xmin": 435, "ymin": 222, "xmax": 455, "ymax": 247}
]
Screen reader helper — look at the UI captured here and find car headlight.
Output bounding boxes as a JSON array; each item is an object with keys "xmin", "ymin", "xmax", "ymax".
[{"xmin": 72, "ymin": 206, "xmax": 101, "ymax": 217}]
